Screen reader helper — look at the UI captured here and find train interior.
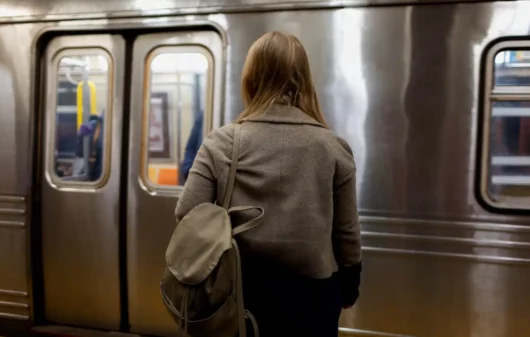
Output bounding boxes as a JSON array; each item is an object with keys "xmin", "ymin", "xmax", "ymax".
[
  {"xmin": 489, "ymin": 50, "xmax": 530, "ymax": 198},
  {"xmin": 54, "ymin": 53, "xmax": 207, "ymax": 186}
]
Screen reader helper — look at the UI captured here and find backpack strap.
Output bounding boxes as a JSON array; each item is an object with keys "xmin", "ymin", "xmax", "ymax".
[
  {"xmin": 221, "ymin": 124, "xmax": 261, "ymax": 337},
  {"xmin": 229, "ymin": 206, "xmax": 264, "ymax": 236},
  {"xmin": 221, "ymin": 124, "xmax": 242, "ymax": 209}
]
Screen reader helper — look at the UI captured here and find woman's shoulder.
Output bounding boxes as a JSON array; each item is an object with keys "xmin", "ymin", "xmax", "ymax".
[
  {"xmin": 201, "ymin": 124, "xmax": 237, "ymax": 156},
  {"xmin": 315, "ymin": 128, "xmax": 354, "ymax": 160},
  {"xmin": 205, "ymin": 124, "xmax": 235, "ymax": 141}
]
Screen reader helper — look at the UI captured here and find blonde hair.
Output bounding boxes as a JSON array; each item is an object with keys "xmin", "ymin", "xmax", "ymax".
[{"xmin": 237, "ymin": 31, "xmax": 328, "ymax": 128}]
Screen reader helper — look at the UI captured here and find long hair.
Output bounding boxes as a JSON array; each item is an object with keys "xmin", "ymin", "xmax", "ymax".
[{"xmin": 237, "ymin": 31, "xmax": 328, "ymax": 128}]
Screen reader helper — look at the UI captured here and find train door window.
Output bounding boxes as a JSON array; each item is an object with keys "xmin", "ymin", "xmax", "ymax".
[
  {"xmin": 482, "ymin": 43, "xmax": 530, "ymax": 209},
  {"xmin": 49, "ymin": 49, "xmax": 112, "ymax": 186},
  {"xmin": 144, "ymin": 47, "xmax": 213, "ymax": 188}
]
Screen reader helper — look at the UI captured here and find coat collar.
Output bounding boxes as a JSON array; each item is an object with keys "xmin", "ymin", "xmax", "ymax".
[{"xmin": 240, "ymin": 104, "xmax": 326, "ymax": 128}]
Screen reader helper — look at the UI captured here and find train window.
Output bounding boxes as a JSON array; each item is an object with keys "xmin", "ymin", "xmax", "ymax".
[
  {"xmin": 483, "ymin": 47, "xmax": 530, "ymax": 208},
  {"xmin": 144, "ymin": 48, "xmax": 212, "ymax": 188},
  {"xmin": 494, "ymin": 50, "xmax": 530, "ymax": 87},
  {"xmin": 52, "ymin": 51, "xmax": 111, "ymax": 185}
]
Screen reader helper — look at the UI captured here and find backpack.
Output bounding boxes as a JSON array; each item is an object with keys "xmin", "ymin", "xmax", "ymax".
[{"xmin": 161, "ymin": 124, "xmax": 263, "ymax": 337}]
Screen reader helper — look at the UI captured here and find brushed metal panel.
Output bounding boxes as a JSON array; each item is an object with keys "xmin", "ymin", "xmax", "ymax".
[
  {"xmin": 0, "ymin": 0, "xmax": 492, "ymax": 23},
  {"xmin": 0, "ymin": 46, "xmax": 18, "ymax": 193},
  {"xmin": 0, "ymin": 195, "xmax": 29, "ymax": 321},
  {"xmin": 0, "ymin": 21, "xmax": 49, "ymax": 325},
  {"xmin": 0, "ymin": 23, "xmax": 34, "ymax": 196},
  {"xmin": 127, "ymin": 30, "xmax": 224, "ymax": 336},
  {"xmin": 359, "ymin": 216, "xmax": 530, "ymax": 263},
  {"xmin": 41, "ymin": 34, "xmax": 125, "ymax": 329},
  {"xmin": 340, "ymin": 253, "xmax": 530, "ymax": 337},
  {"xmin": 0, "ymin": 229, "xmax": 28, "ymax": 289}
]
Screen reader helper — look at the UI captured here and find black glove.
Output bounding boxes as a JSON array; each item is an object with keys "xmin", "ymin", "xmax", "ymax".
[{"xmin": 340, "ymin": 261, "xmax": 362, "ymax": 307}]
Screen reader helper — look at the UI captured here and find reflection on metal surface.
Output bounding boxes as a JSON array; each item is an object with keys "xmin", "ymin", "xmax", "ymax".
[
  {"xmin": 361, "ymin": 215, "xmax": 530, "ymax": 233},
  {"xmin": 0, "ymin": 196, "xmax": 25, "ymax": 203},
  {"xmin": 0, "ymin": 301, "xmax": 28, "ymax": 309},
  {"xmin": 0, "ymin": 221, "xmax": 25, "ymax": 228},
  {"xmin": 339, "ymin": 327, "xmax": 415, "ymax": 337},
  {"xmin": 361, "ymin": 215, "xmax": 530, "ymax": 264},
  {"xmin": 362, "ymin": 247, "xmax": 530, "ymax": 265},
  {"xmin": 0, "ymin": 289, "xmax": 28, "ymax": 297},
  {"xmin": 0, "ymin": 208, "xmax": 25, "ymax": 215},
  {"xmin": 0, "ymin": 0, "xmax": 486, "ymax": 22},
  {"xmin": 362, "ymin": 231, "xmax": 530, "ymax": 250},
  {"xmin": 0, "ymin": 312, "xmax": 29, "ymax": 320}
]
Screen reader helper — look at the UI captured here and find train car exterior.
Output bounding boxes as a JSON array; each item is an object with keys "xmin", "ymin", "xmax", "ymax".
[{"xmin": 0, "ymin": 0, "xmax": 530, "ymax": 336}]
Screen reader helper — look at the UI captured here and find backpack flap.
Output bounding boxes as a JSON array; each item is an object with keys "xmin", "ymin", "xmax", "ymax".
[{"xmin": 166, "ymin": 203, "xmax": 233, "ymax": 285}]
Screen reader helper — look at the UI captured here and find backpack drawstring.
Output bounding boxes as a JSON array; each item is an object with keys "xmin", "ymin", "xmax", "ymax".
[{"xmin": 180, "ymin": 288, "xmax": 189, "ymax": 333}]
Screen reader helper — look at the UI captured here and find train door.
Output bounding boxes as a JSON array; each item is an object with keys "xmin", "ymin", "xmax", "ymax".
[
  {"xmin": 41, "ymin": 34, "xmax": 125, "ymax": 330},
  {"xmin": 40, "ymin": 30, "xmax": 223, "ymax": 335},
  {"xmin": 126, "ymin": 31, "xmax": 223, "ymax": 336}
]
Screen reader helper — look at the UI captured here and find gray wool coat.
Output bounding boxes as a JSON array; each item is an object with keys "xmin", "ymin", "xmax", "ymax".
[{"xmin": 175, "ymin": 103, "xmax": 361, "ymax": 279}]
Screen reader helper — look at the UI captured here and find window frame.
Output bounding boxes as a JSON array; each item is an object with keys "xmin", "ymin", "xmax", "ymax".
[
  {"xmin": 480, "ymin": 40, "xmax": 530, "ymax": 210},
  {"xmin": 45, "ymin": 47, "xmax": 114, "ymax": 190},
  {"xmin": 140, "ymin": 44, "xmax": 215, "ymax": 192}
]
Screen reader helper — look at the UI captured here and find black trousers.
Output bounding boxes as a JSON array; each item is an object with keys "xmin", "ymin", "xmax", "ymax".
[{"xmin": 242, "ymin": 257, "xmax": 343, "ymax": 337}]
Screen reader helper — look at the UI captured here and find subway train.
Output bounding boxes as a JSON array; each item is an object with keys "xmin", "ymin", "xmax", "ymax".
[{"xmin": 0, "ymin": 0, "xmax": 530, "ymax": 337}]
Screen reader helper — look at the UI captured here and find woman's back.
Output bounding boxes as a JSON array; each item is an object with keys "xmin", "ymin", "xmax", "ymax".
[
  {"xmin": 174, "ymin": 31, "xmax": 361, "ymax": 337},
  {"xmin": 177, "ymin": 103, "xmax": 360, "ymax": 279}
]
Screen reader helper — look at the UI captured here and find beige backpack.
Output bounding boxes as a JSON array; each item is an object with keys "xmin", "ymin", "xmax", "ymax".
[{"xmin": 161, "ymin": 124, "xmax": 263, "ymax": 337}]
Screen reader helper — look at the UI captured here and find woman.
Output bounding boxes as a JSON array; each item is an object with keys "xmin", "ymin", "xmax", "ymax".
[{"xmin": 175, "ymin": 31, "xmax": 362, "ymax": 337}]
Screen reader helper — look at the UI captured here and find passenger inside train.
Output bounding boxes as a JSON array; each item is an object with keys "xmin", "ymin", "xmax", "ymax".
[
  {"xmin": 55, "ymin": 113, "xmax": 104, "ymax": 182},
  {"xmin": 72, "ymin": 114, "xmax": 104, "ymax": 181},
  {"xmin": 179, "ymin": 111, "xmax": 203, "ymax": 185}
]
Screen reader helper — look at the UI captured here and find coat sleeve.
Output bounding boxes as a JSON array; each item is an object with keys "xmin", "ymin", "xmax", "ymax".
[
  {"xmin": 332, "ymin": 137, "xmax": 361, "ymax": 266},
  {"xmin": 332, "ymin": 137, "xmax": 362, "ymax": 306}
]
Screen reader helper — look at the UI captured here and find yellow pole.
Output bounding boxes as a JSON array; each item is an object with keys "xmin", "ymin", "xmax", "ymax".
[{"xmin": 76, "ymin": 80, "xmax": 98, "ymax": 130}]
